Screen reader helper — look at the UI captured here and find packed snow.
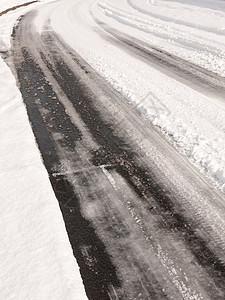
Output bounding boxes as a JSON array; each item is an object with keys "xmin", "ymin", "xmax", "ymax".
[
  {"xmin": 34, "ymin": 0, "xmax": 225, "ymax": 192},
  {"xmin": 0, "ymin": 1, "xmax": 87, "ymax": 299}
]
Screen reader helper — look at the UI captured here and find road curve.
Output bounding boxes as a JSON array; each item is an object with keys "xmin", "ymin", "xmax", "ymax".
[
  {"xmin": 9, "ymin": 3, "xmax": 225, "ymax": 300},
  {"xmin": 94, "ymin": 20, "xmax": 225, "ymax": 101}
]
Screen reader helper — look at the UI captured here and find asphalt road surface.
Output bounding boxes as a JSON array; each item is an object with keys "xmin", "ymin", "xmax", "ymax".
[{"xmin": 9, "ymin": 8, "xmax": 225, "ymax": 300}]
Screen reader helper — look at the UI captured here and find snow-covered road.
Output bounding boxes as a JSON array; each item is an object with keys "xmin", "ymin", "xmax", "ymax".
[
  {"xmin": 8, "ymin": 0, "xmax": 225, "ymax": 299},
  {"xmin": 1, "ymin": 0, "xmax": 225, "ymax": 299}
]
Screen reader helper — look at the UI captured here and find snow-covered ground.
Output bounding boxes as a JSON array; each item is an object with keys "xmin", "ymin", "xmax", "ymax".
[
  {"xmin": 0, "ymin": 0, "xmax": 32, "ymax": 12},
  {"xmin": 1, "ymin": 0, "xmax": 225, "ymax": 298},
  {"xmin": 34, "ymin": 0, "xmax": 225, "ymax": 192},
  {"xmin": 99, "ymin": 0, "xmax": 225, "ymax": 77},
  {"xmin": 0, "ymin": 1, "xmax": 87, "ymax": 299}
]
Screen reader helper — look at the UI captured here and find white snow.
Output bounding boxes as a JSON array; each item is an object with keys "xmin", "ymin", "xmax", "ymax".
[
  {"xmin": 1, "ymin": 0, "xmax": 225, "ymax": 297},
  {"xmin": 0, "ymin": 1, "xmax": 87, "ymax": 299},
  {"xmin": 0, "ymin": 0, "xmax": 32, "ymax": 12},
  {"xmin": 99, "ymin": 0, "xmax": 225, "ymax": 77},
  {"xmin": 34, "ymin": 0, "xmax": 225, "ymax": 193}
]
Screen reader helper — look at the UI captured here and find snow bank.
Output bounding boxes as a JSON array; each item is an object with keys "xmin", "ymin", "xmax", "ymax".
[{"xmin": 98, "ymin": 0, "xmax": 225, "ymax": 77}]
